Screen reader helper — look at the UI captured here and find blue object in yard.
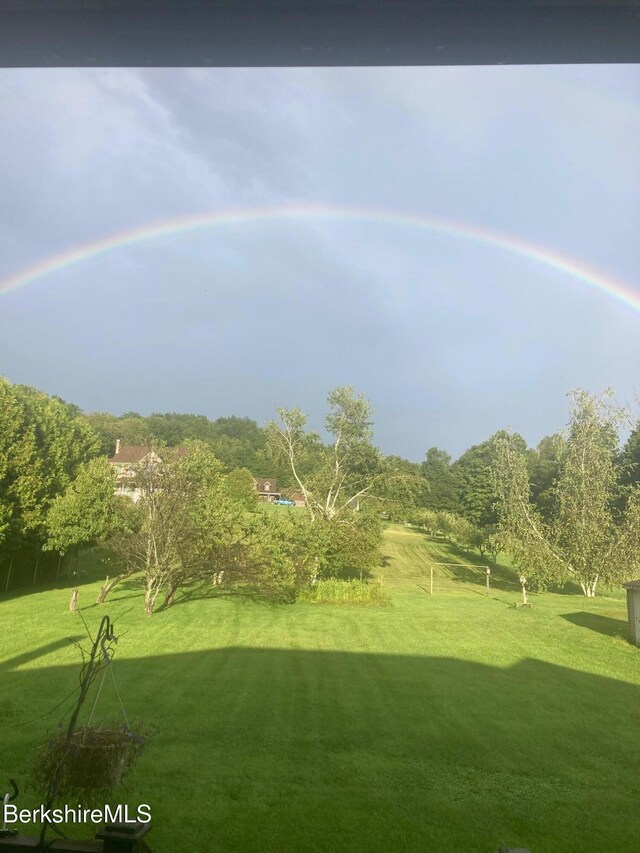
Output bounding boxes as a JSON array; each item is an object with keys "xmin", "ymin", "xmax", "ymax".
[{"xmin": 274, "ymin": 498, "xmax": 295, "ymax": 505}]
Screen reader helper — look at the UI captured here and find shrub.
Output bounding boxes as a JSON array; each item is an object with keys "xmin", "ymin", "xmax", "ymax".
[{"xmin": 298, "ymin": 578, "xmax": 390, "ymax": 606}]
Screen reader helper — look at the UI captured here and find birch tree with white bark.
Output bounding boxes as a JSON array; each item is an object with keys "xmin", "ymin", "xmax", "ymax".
[
  {"xmin": 492, "ymin": 389, "xmax": 640, "ymax": 598},
  {"xmin": 265, "ymin": 387, "xmax": 393, "ymax": 581},
  {"xmin": 265, "ymin": 386, "xmax": 386, "ymax": 523}
]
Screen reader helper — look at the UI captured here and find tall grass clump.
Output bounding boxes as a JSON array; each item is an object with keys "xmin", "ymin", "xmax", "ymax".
[{"xmin": 299, "ymin": 578, "xmax": 389, "ymax": 605}]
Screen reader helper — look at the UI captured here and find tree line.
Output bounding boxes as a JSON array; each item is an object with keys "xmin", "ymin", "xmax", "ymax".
[
  {"xmin": 0, "ymin": 379, "xmax": 386, "ymax": 609},
  {"xmin": 75, "ymin": 389, "xmax": 640, "ymax": 530},
  {"xmin": 1, "ymin": 375, "xmax": 639, "ymax": 602}
]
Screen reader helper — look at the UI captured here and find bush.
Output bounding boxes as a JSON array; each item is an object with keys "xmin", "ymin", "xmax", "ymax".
[{"xmin": 298, "ymin": 578, "xmax": 390, "ymax": 605}]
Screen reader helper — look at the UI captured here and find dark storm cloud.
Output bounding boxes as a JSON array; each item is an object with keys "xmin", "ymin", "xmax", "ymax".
[{"xmin": 135, "ymin": 69, "xmax": 330, "ymax": 200}]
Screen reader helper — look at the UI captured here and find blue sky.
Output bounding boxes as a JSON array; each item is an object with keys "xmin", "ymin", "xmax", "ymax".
[{"xmin": 0, "ymin": 66, "xmax": 638, "ymax": 460}]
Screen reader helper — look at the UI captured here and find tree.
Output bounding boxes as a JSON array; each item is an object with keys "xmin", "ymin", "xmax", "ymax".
[
  {"xmin": 491, "ymin": 436, "xmax": 563, "ymax": 603},
  {"xmin": 478, "ymin": 525, "xmax": 501, "ymax": 564},
  {"xmin": 224, "ymin": 467, "xmax": 259, "ymax": 508},
  {"xmin": 84, "ymin": 412, "xmax": 151, "ymax": 456},
  {"xmin": 85, "ymin": 410, "xmax": 271, "ymax": 473},
  {"xmin": 0, "ymin": 378, "xmax": 100, "ymax": 583},
  {"xmin": 44, "ymin": 458, "xmax": 118, "ymax": 556},
  {"xmin": 0, "ymin": 378, "xmax": 24, "ymax": 549},
  {"xmin": 409, "ymin": 508, "xmax": 439, "ymax": 535},
  {"xmin": 453, "ymin": 432, "xmax": 527, "ymax": 528},
  {"xmin": 107, "ymin": 444, "xmax": 259, "ymax": 614},
  {"xmin": 527, "ymin": 433, "xmax": 565, "ymax": 522},
  {"xmin": 265, "ymin": 387, "xmax": 387, "ymax": 580},
  {"xmin": 421, "ymin": 448, "xmax": 460, "ymax": 513},
  {"xmin": 266, "ymin": 386, "xmax": 385, "ymax": 522},
  {"xmin": 493, "ymin": 390, "xmax": 640, "ymax": 597},
  {"xmin": 618, "ymin": 419, "xmax": 640, "ymax": 510},
  {"xmin": 378, "ymin": 455, "xmax": 427, "ymax": 522}
]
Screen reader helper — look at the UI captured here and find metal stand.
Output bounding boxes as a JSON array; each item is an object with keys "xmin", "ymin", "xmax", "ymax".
[{"xmin": 0, "ymin": 822, "xmax": 152, "ymax": 852}]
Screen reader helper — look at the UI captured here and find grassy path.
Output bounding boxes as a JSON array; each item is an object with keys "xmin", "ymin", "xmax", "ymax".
[{"xmin": 1, "ymin": 525, "xmax": 638, "ymax": 852}]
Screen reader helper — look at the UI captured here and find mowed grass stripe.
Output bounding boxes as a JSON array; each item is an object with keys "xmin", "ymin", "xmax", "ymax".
[
  {"xmin": 381, "ymin": 528, "xmax": 495, "ymax": 596},
  {"xmin": 1, "ymin": 525, "xmax": 638, "ymax": 852}
]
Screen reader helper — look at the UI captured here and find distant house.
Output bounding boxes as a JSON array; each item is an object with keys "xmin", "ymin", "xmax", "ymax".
[
  {"xmin": 107, "ymin": 440, "xmax": 186, "ymax": 502},
  {"xmin": 254, "ymin": 478, "xmax": 281, "ymax": 503},
  {"xmin": 290, "ymin": 491, "xmax": 307, "ymax": 508}
]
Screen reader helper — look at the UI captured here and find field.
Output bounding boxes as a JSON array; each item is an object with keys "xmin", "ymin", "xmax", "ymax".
[{"xmin": 1, "ymin": 524, "xmax": 639, "ymax": 852}]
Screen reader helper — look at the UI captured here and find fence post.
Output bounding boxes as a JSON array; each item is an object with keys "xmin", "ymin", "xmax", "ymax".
[
  {"xmin": 486, "ymin": 567, "xmax": 490, "ymax": 595},
  {"xmin": 5, "ymin": 556, "xmax": 14, "ymax": 592},
  {"xmin": 430, "ymin": 566, "xmax": 434, "ymax": 595},
  {"xmin": 33, "ymin": 552, "xmax": 40, "ymax": 585}
]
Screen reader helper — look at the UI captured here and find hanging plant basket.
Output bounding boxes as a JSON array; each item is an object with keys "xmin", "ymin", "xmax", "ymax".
[{"xmin": 33, "ymin": 722, "xmax": 148, "ymax": 800}]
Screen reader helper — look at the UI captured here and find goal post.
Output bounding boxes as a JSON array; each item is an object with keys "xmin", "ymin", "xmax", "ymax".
[{"xmin": 424, "ymin": 562, "xmax": 492, "ymax": 595}]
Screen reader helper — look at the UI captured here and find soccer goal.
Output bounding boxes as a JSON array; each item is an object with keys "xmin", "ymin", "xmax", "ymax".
[{"xmin": 422, "ymin": 562, "xmax": 492, "ymax": 595}]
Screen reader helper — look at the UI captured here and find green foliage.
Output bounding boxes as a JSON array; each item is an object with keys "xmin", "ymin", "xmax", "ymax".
[
  {"xmin": 250, "ymin": 505, "xmax": 382, "ymax": 592},
  {"xmin": 44, "ymin": 458, "xmax": 117, "ymax": 555},
  {"xmin": 315, "ymin": 508, "xmax": 383, "ymax": 580},
  {"xmin": 108, "ymin": 444, "xmax": 256, "ymax": 613},
  {"xmin": 492, "ymin": 431, "xmax": 579, "ymax": 592},
  {"xmin": 298, "ymin": 577, "xmax": 389, "ymax": 605},
  {"xmin": 266, "ymin": 386, "xmax": 395, "ymax": 525},
  {"xmin": 224, "ymin": 467, "xmax": 259, "ymax": 508},
  {"xmin": 527, "ymin": 433, "xmax": 565, "ymax": 522},
  {"xmin": 408, "ymin": 508, "xmax": 440, "ymax": 534},
  {"xmin": 617, "ymin": 419, "xmax": 640, "ymax": 509},
  {"xmin": 453, "ymin": 432, "xmax": 527, "ymax": 528},
  {"xmin": 552, "ymin": 391, "xmax": 619, "ymax": 579},
  {"xmin": 378, "ymin": 456, "xmax": 428, "ymax": 522},
  {"xmin": 0, "ymin": 377, "xmax": 100, "ymax": 560},
  {"xmin": 106, "ymin": 443, "xmax": 306, "ymax": 612},
  {"xmin": 493, "ymin": 390, "xmax": 640, "ymax": 596},
  {"xmin": 83, "ymin": 412, "xmax": 151, "ymax": 456},
  {"xmin": 246, "ymin": 511, "xmax": 319, "ymax": 597},
  {"xmin": 421, "ymin": 447, "xmax": 460, "ymax": 512},
  {"xmin": 435, "ymin": 511, "xmax": 460, "ymax": 540},
  {"xmin": 84, "ymin": 411, "xmax": 268, "ymax": 473}
]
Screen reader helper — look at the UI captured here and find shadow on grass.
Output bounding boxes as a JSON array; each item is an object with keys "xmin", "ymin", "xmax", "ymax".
[
  {"xmin": 561, "ymin": 611, "xmax": 629, "ymax": 639},
  {"xmin": 546, "ymin": 577, "xmax": 584, "ymax": 596},
  {"xmin": 1, "ymin": 636, "xmax": 85, "ymax": 670},
  {"xmin": 161, "ymin": 580, "xmax": 295, "ymax": 611},
  {"xmin": 1, "ymin": 643, "xmax": 639, "ymax": 852},
  {"xmin": 0, "ymin": 547, "xmax": 120, "ymax": 604},
  {"xmin": 0, "ymin": 573, "xmax": 107, "ymax": 606},
  {"xmin": 81, "ymin": 577, "xmax": 301, "ymax": 615}
]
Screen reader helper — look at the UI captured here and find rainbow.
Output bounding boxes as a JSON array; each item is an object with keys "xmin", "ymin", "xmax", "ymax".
[{"xmin": 1, "ymin": 203, "xmax": 638, "ymax": 312}]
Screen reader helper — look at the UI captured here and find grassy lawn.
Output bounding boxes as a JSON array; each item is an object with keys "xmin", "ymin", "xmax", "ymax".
[{"xmin": 1, "ymin": 524, "xmax": 639, "ymax": 852}]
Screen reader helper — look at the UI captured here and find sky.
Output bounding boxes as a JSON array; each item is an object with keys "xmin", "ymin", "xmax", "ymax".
[{"xmin": 0, "ymin": 65, "xmax": 639, "ymax": 461}]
